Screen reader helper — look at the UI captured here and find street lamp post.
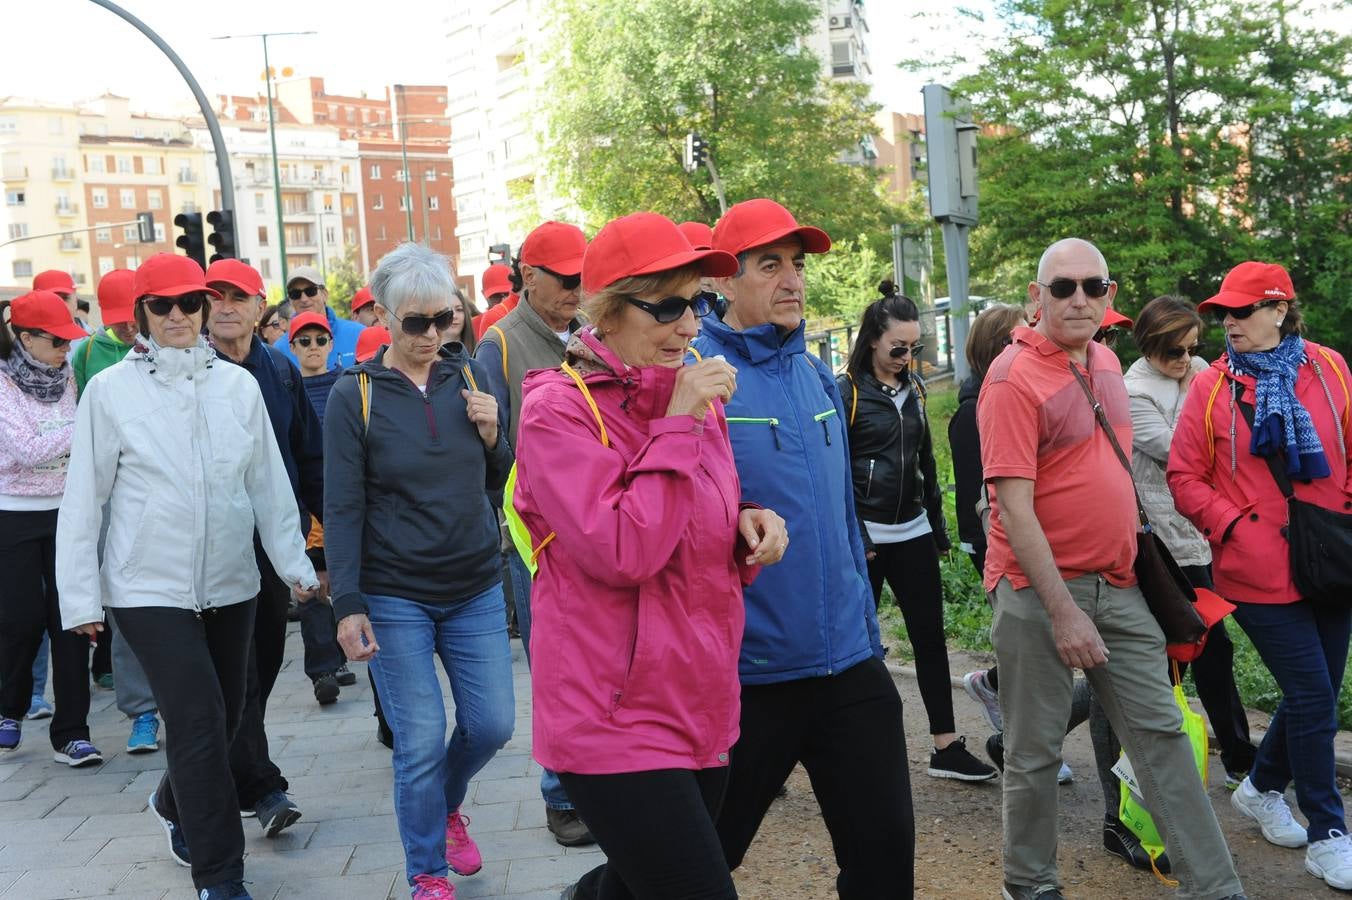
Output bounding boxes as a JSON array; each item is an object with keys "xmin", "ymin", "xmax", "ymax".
[{"xmin": 395, "ymin": 85, "xmax": 415, "ymax": 242}]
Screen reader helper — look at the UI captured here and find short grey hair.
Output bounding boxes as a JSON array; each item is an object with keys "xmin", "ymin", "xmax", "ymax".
[{"xmin": 371, "ymin": 243, "xmax": 458, "ymax": 315}]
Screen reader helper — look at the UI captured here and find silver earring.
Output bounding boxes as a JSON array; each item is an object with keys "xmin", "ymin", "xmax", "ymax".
[{"xmin": 1277, "ymin": 319, "xmax": 1285, "ymax": 327}]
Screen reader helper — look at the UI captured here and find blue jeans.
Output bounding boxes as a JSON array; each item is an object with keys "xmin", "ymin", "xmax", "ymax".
[
  {"xmin": 507, "ymin": 550, "xmax": 573, "ymax": 810},
  {"xmin": 1232, "ymin": 598, "xmax": 1352, "ymax": 842},
  {"xmin": 31, "ymin": 630, "xmax": 49, "ymax": 699},
  {"xmin": 366, "ymin": 585, "xmax": 516, "ymax": 885}
]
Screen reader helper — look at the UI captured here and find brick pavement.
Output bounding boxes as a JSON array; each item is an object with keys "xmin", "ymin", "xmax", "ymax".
[{"xmin": 0, "ymin": 629, "xmax": 598, "ymax": 900}]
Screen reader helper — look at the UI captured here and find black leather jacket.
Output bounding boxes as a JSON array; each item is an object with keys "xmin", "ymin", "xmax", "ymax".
[{"xmin": 837, "ymin": 370, "xmax": 950, "ymax": 552}]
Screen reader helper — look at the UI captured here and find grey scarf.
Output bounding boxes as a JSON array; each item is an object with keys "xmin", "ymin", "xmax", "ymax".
[{"xmin": 1, "ymin": 340, "xmax": 70, "ymax": 403}]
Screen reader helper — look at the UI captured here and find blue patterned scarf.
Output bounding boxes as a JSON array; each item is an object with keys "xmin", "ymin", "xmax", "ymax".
[{"xmin": 1227, "ymin": 333, "xmax": 1329, "ymax": 479}]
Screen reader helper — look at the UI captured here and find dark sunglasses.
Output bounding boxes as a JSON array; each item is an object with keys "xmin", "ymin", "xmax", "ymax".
[
  {"xmin": 143, "ymin": 295, "xmax": 206, "ymax": 317},
  {"xmin": 287, "ymin": 284, "xmax": 321, "ymax": 301},
  {"xmin": 293, "ymin": 334, "xmax": 331, "ymax": 348},
  {"xmin": 391, "ymin": 308, "xmax": 455, "ymax": 335},
  {"xmin": 1093, "ymin": 327, "xmax": 1121, "ymax": 347},
  {"xmin": 32, "ymin": 333, "xmax": 71, "ymax": 349},
  {"xmin": 1038, "ymin": 277, "xmax": 1113, "ymax": 300},
  {"xmin": 888, "ymin": 343, "xmax": 925, "ymax": 359},
  {"xmin": 537, "ymin": 266, "xmax": 581, "ymax": 291},
  {"xmin": 626, "ymin": 292, "xmax": 712, "ymax": 324},
  {"xmin": 1212, "ymin": 301, "xmax": 1274, "ymax": 323},
  {"xmin": 1163, "ymin": 343, "xmax": 1201, "ymax": 361}
]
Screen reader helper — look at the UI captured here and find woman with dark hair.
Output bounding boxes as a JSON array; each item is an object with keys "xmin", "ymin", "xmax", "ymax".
[
  {"xmin": 257, "ymin": 302, "xmax": 289, "ymax": 346},
  {"xmin": 448, "ymin": 290, "xmax": 479, "ymax": 355},
  {"xmin": 839, "ymin": 285, "xmax": 996, "ymax": 782}
]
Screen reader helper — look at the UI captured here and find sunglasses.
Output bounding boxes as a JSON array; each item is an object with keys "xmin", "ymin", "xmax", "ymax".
[
  {"xmin": 537, "ymin": 266, "xmax": 582, "ymax": 291},
  {"xmin": 888, "ymin": 343, "xmax": 925, "ymax": 359},
  {"xmin": 1163, "ymin": 343, "xmax": 1201, "ymax": 360},
  {"xmin": 1038, "ymin": 277, "xmax": 1113, "ymax": 299},
  {"xmin": 1212, "ymin": 301, "xmax": 1275, "ymax": 323},
  {"xmin": 293, "ymin": 334, "xmax": 331, "ymax": 348},
  {"xmin": 31, "ymin": 333, "xmax": 71, "ymax": 349},
  {"xmin": 626, "ymin": 292, "xmax": 712, "ymax": 324},
  {"xmin": 1093, "ymin": 327, "xmax": 1121, "ymax": 347},
  {"xmin": 143, "ymin": 295, "xmax": 206, "ymax": 317},
  {"xmin": 390, "ymin": 308, "xmax": 455, "ymax": 335},
  {"xmin": 287, "ymin": 285, "xmax": 321, "ymax": 301}
]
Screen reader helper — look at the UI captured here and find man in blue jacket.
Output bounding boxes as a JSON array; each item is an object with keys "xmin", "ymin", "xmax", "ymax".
[
  {"xmin": 277, "ymin": 266, "xmax": 364, "ymax": 369},
  {"xmin": 693, "ymin": 199, "xmax": 914, "ymax": 899}
]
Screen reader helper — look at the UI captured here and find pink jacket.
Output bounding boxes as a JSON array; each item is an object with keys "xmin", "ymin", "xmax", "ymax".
[
  {"xmin": 1167, "ymin": 342, "xmax": 1352, "ymax": 604},
  {"xmin": 514, "ymin": 328, "xmax": 758, "ymax": 775},
  {"xmin": 0, "ymin": 370, "xmax": 76, "ymax": 501}
]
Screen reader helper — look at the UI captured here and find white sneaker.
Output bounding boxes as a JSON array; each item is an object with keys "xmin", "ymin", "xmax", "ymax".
[
  {"xmin": 1307, "ymin": 830, "xmax": 1352, "ymax": 890},
  {"xmin": 1058, "ymin": 762, "xmax": 1073, "ymax": 785},
  {"xmin": 963, "ymin": 670, "xmax": 1003, "ymax": 731},
  {"xmin": 1231, "ymin": 776, "xmax": 1307, "ymax": 848}
]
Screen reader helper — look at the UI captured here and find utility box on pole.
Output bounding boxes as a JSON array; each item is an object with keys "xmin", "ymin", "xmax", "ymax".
[{"xmin": 923, "ymin": 83, "xmax": 979, "ymax": 383}]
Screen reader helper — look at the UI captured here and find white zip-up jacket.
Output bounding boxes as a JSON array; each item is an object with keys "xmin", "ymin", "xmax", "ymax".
[{"xmin": 57, "ymin": 338, "xmax": 317, "ymax": 629}]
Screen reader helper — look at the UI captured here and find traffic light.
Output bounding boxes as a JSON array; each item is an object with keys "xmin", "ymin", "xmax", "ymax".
[
  {"xmin": 487, "ymin": 243, "xmax": 511, "ymax": 267},
  {"xmin": 174, "ymin": 212, "xmax": 205, "ymax": 270},
  {"xmin": 135, "ymin": 211, "xmax": 155, "ymax": 243},
  {"xmin": 206, "ymin": 210, "xmax": 236, "ymax": 262},
  {"xmin": 683, "ymin": 132, "xmax": 708, "ymax": 173}
]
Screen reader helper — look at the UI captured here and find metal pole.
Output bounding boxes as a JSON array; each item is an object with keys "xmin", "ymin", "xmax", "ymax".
[
  {"xmin": 263, "ymin": 35, "xmax": 289, "ymax": 287},
  {"xmin": 702, "ymin": 156, "xmax": 728, "ymax": 216},
  {"xmin": 396, "ymin": 86, "xmax": 414, "ymax": 241},
  {"xmin": 317, "ymin": 210, "xmax": 326, "ymax": 280},
  {"xmin": 88, "ymin": 0, "xmax": 234, "ymax": 212},
  {"xmin": 941, "ymin": 220, "xmax": 972, "ymax": 383}
]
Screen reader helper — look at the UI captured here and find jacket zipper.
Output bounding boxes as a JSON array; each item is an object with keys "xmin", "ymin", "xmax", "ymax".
[
  {"xmin": 727, "ymin": 416, "xmax": 781, "ymax": 450},
  {"xmin": 866, "ymin": 459, "xmax": 875, "ymax": 498},
  {"xmin": 895, "ymin": 392, "xmax": 907, "ymax": 523},
  {"xmin": 814, "ymin": 407, "xmax": 838, "ymax": 445}
]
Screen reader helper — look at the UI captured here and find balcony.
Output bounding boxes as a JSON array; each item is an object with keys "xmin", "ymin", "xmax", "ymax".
[
  {"xmin": 282, "ymin": 206, "xmax": 315, "ymax": 220},
  {"xmin": 54, "ymin": 202, "xmax": 79, "ymax": 216},
  {"xmin": 51, "ymin": 167, "xmax": 76, "ymax": 181},
  {"xmin": 59, "ymin": 237, "xmax": 82, "ymax": 252},
  {"xmin": 177, "ymin": 170, "xmax": 197, "ymax": 184},
  {"xmin": 1, "ymin": 165, "xmax": 27, "ymax": 181}
]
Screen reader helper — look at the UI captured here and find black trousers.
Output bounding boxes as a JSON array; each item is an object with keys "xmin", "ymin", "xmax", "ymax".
[
  {"xmin": 1178, "ymin": 565, "xmax": 1256, "ymax": 774},
  {"xmin": 0, "ymin": 509, "xmax": 91, "ymax": 748},
  {"xmin": 559, "ymin": 767, "xmax": 735, "ymax": 900},
  {"xmin": 228, "ymin": 545, "xmax": 291, "ymax": 809},
  {"xmin": 297, "ymin": 594, "xmax": 344, "ymax": 679},
  {"xmin": 716, "ymin": 657, "xmax": 915, "ymax": 899},
  {"xmin": 113, "ymin": 598, "xmax": 255, "ymax": 890},
  {"xmin": 868, "ymin": 534, "xmax": 955, "ymax": 735}
]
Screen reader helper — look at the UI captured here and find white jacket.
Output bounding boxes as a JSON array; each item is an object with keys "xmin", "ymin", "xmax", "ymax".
[
  {"xmin": 57, "ymin": 338, "xmax": 317, "ymax": 629},
  {"xmin": 1123, "ymin": 354, "xmax": 1211, "ymax": 567}
]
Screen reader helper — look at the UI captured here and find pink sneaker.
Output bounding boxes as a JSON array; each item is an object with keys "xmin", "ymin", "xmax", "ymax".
[
  {"xmin": 445, "ymin": 808, "xmax": 483, "ymax": 876},
  {"xmin": 411, "ymin": 873, "xmax": 456, "ymax": 899}
]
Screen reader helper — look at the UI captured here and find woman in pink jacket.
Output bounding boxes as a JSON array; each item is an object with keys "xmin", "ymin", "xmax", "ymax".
[
  {"xmin": 1168, "ymin": 261, "xmax": 1352, "ymax": 892},
  {"xmin": 514, "ymin": 212, "xmax": 788, "ymax": 900}
]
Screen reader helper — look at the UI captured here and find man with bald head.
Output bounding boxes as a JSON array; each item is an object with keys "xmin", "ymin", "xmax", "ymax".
[{"xmin": 979, "ymin": 239, "xmax": 1245, "ymax": 900}]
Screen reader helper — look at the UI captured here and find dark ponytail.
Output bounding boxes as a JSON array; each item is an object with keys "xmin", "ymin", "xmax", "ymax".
[
  {"xmin": 508, "ymin": 256, "xmax": 524, "ymax": 294},
  {"xmin": 878, "ymin": 279, "xmax": 899, "ymax": 299},
  {"xmin": 847, "ymin": 290, "xmax": 920, "ymax": 379}
]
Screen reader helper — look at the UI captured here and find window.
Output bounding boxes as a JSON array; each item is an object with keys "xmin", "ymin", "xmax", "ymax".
[
  {"xmin": 369, "ymin": 164, "xmax": 381, "ymax": 179},
  {"xmin": 342, "ymin": 196, "xmax": 355, "ymax": 216},
  {"xmin": 117, "ymin": 155, "xmax": 132, "ymax": 173},
  {"xmin": 372, "ymin": 194, "xmax": 383, "ymax": 210},
  {"xmin": 325, "ymin": 226, "xmax": 336, "ymax": 245},
  {"xmin": 5, "ymin": 190, "xmax": 23, "ymax": 206},
  {"xmin": 434, "ymin": 225, "xmax": 443, "ymax": 241},
  {"xmin": 255, "ymin": 192, "xmax": 266, "ymax": 213},
  {"xmin": 96, "ymin": 227, "xmax": 112, "ymax": 243},
  {"xmin": 425, "ymin": 168, "xmax": 437, "ymax": 181},
  {"xmin": 345, "ymin": 227, "xmax": 356, "ymax": 244},
  {"xmin": 428, "ymin": 196, "xmax": 440, "ymax": 211},
  {"xmin": 0, "ymin": 117, "xmax": 17, "ymax": 134},
  {"xmin": 55, "ymin": 190, "xmax": 72, "ymax": 211},
  {"xmin": 98, "ymin": 257, "xmax": 115, "ymax": 276},
  {"xmin": 398, "ymin": 195, "xmax": 408, "ymax": 211},
  {"xmin": 123, "ymin": 225, "xmax": 140, "ymax": 242},
  {"xmin": 7, "ymin": 223, "xmax": 29, "ymax": 240},
  {"xmin": 153, "ymin": 223, "xmax": 166, "ymax": 242},
  {"xmin": 314, "ymin": 166, "xmax": 324, "ymax": 181},
  {"xmin": 323, "ymin": 194, "xmax": 334, "ymax": 213},
  {"xmin": 147, "ymin": 190, "xmax": 163, "ymax": 210},
  {"xmin": 133, "ymin": 127, "xmax": 144, "ymax": 139},
  {"xmin": 13, "ymin": 260, "xmax": 33, "ymax": 278},
  {"xmin": 258, "ymin": 226, "xmax": 269, "ymax": 246},
  {"xmin": 119, "ymin": 188, "xmax": 135, "ymax": 209},
  {"xmin": 125, "ymin": 255, "xmax": 140, "ymax": 270},
  {"xmin": 341, "ymin": 166, "xmax": 351, "ymax": 186},
  {"xmin": 260, "ymin": 259, "xmax": 272, "ymax": 278},
  {"xmin": 182, "ymin": 200, "xmax": 198, "ymax": 213},
  {"xmin": 377, "ymin": 225, "xmax": 386, "ymax": 240},
  {"xmin": 88, "ymin": 155, "xmax": 106, "ymax": 174},
  {"xmin": 52, "ymin": 155, "xmax": 70, "ymax": 177},
  {"xmin": 49, "ymin": 116, "xmax": 64, "ymax": 135},
  {"xmin": 92, "ymin": 188, "xmax": 108, "ymax": 209}
]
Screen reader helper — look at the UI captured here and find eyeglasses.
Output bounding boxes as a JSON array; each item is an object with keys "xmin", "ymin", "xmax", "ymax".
[
  {"xmin": 1212, "ymin": 301, "xmax": 1275, "ymax": 323},
  {"xmin": 888, "ymin": 343, "xmax": 925, "ymax": 359},
  {"xmin": 30, "ymin": 333, "xmax": 71, "ymax": 349},
  {"xmin": 537, "ymin": 266, "xmax": 581, "ymax": 291},
  {"xmin": 287, "ymin": 285, "xmax": 321, "ymax": 301},
  {"xmin": 261, "ymin": 321, "xmax": 283, "ymax": 332},
  {"xmin": 293, "ymin": 335, "xmax": 331, "ymax": 348},
  {"xmin": 1163, "ymin": 343, "xmax": 1201, "ymax": 360},
  {"xmin": 626, "ymin": 292, "xmax": 712, "ymax": 324},
  {"xmin": 143, "ymin": 295, "xmax": 206, "ymax": 317},
  {"xmin": 1093, "ymin": 327, "xmax": 1121, "ymax": 347},
  {"xmin": 1038, "ymin": 277, "xmax": 1113, "ymax": 300},
  {"xmin": 390, "ymin": 308, "xmax": 455, "ymax": 335}
]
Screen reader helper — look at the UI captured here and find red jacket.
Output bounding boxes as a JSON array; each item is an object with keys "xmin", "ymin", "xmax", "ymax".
[{"xmin": 1167, "ymin": 342, "xmax": 1352, "ymax": 604}]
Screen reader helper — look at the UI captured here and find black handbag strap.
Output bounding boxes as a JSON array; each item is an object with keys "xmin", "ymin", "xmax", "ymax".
[
  {"xmin": 1068, "ymin": 360, "xmax": 1151, "ymax": 529},
  {"xmin": 1236, "ymin": 399, "xmax": 1297, "ymax": 500}
]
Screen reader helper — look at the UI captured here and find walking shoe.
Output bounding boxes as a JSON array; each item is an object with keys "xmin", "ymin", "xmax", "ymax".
[
  {"xmin": 963, "ymin": 669, "xmax": 1003, "ymax": 731},
  {"xmin": 1307, "ymin": 829, "xmax": 1352, "ymax": 890},
  {"xmin": 26, "ymin": 696, "xmax": 53, "ymax": 720},
  {"xmin": 335, "ymin": 663, "xmax": 357, "ymax": 686},
  {"xmin": 94, "ymin": 673, "xmax": 115, "ymax": 691},
  {"xmin": 928, "ymin": 736, "xmax": 998, "ymax": 781},
  {"xmin": 253, "ymin": 789, "xmax": 302, "ymax": 837},
  {"xmin": 1001, "ymin": 884, "xmax": 1065, "ymax": 899},
  {"xmin": 445, "ymin": 808, "xmax": 483, "ymax": 875},
  {"xmin": 240, "ymin": 807, "xmax": 257, "ymax": 818},
  {"xmin": 411, "ymin": 874, "xmax": 456, "ymax": 899},
  {"xmin": 986, "ymin": 732, "xmax": 1004, "ymax": 771},
  {"xmin": 198, "ymin": 880, "xmax": 252, "ymax": 900},
  {"xmin": 0, "ymin": 718, "xmax": 20, "ymax": 752},
  {"xmin": 1104, "ymin": 816, "xmax": 1170, "ymax": 873},
  {"xmin": 286, "ymin": 597, "xmax": 302, "ymax": 622},
  {"xmin": 1224, "ymin": 769, "xmax": 1246, "ymax": 791},
  {"xmin": 377, "ymin": 720, "xmax": 394, "ymax": 750},
  {"xmin": 53, "ymin": 740, "xmax": 103, "ymax": 768},
  {"xmin": 1057, "ymin": 762, "xmax": 1073, "ymax": 785},
  {"xmin": 149, "ymin": 791, "xmax": 191, "ymax": 867},
  {"xmin": 126, "ymin": 712, "xmax": 160, "ymax": 754},
  {"xmin": 1231, "ymin": 776, "xmax": 1307, "ymax": 847},
  {"xmin": 313, "ymin": 672, "xmax": 340, "ymax": 706},
  {"xmin": 546, "ymin": 806, "xmax": 596, "ymax": 846}
]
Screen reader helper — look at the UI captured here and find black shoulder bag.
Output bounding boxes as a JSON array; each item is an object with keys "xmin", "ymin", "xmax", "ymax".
[
  {"xmin": 1069, "ymin": 363, "xmax": 1207, "ymax": 643},
  {"xmin": 1237, "ymin": 400, "xmax": 1352, "ymax": 605}
]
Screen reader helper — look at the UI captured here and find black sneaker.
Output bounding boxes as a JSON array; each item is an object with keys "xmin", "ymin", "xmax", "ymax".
[
  {"xmin": 376, "ymin": 720, "xmax": 394, "ymax": 750},
  {"xmin": 986, "ymin": 732, "xmax": 1005, "ymax": 771},
  {"xmin": 1104, "ymin": 816, "xmax": 1170, "ymax": 873},
  {"xmin": 335, "ymin": 664, "xmax": 357, "ymax": 686},
  {"xmin": 546, "ymin": 806, "xmax": 595, "ymax": 847},
  {"xmin": 148, "ymin": 791, "xmax": 190, "ymax": 867},
  {"xmin": 254, "ymin": 789, "xmax": 302, "ymax": 838},
  {"xmin": 312, "ymin": 673, "xmax": 340, "ymax": 706},
  {"xmin": 199, "ymin": 880, "xmax": 253, "ymax": 900},
  {"xmin": 928, "ymin": 736, "xmax": 998, "ymax": 781},
  {"xmin": 1002, "ymin": 884, "xmax": 1065, "ymax": 900}
]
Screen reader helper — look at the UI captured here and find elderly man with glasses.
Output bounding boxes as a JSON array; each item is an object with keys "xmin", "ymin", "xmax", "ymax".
[{"xmin": 278, "ymin": 266, "xmax": 364, "ymax": 369}]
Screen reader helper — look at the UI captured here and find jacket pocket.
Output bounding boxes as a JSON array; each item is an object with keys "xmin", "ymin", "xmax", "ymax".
[
  {"xmin": 610, "ymin": 599, "xmax": 650, "ymax": 714},
  {"xmin": 813, "ymin": 407, "xmax": 840, "ymax": 446},
  {"xmin": 727, "ymin": 416, "xmax": 781, "ymax": 450}
]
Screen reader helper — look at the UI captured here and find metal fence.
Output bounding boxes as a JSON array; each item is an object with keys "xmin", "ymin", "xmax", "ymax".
[{"xmin": 804, "ymin": 306, "xmax": 956, "ymax": 380}]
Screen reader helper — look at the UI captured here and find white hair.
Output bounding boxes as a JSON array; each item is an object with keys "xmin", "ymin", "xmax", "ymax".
[
  {"xmin": 370, "ymin": 242, "xmax": 458, "ymax": 315},
  {"xmin": 1036, "ymin": 238, "xmax": 1108, "ymax": 283}
]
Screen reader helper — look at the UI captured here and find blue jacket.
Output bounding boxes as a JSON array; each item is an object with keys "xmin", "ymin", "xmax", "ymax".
[
  {"xmin": 693, "ymin": 316, "xmax": 881, "ymax": 685},
  {"xmin": 277, "ymin": 306, "xmax": 364, "ymax": 370}
]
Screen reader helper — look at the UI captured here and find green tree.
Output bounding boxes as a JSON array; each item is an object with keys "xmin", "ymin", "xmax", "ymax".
[
  {"xmin": 805, "ymin": 236, "xmax": 892, "ymax": 321},
  {"xmin": 540, "ymin": 0, "xmax": 895, "ymax": 241},
  {"xmin": 325, "ymin": 245, "xmax": 366, "ymax": 319}
]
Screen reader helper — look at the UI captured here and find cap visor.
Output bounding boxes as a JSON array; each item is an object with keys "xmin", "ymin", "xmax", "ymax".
[
  {"xmin": 1197, "ymin": 291, "xmax": 1261, "ymax": 312},
  {"xmin": 151, "ymin": 283, "xmax": 223, "ymax": 300},
  {"xmin": 47, "ymin": 321, "xmax": 89, "ymax": 340},
  {"xmin": 548, "ymin": 254, "xmax": 585, "ymax": 277},
  {"xmin": 100, "ymin": 307, "xmax": 135, "ymax": 326},
  {"xmin": 208, "ymin": 278, "xmax": 262, "ymax": 297},
  {"xmin": 737, "ymin": 224, "xmax": 832, "ymax": 256}
]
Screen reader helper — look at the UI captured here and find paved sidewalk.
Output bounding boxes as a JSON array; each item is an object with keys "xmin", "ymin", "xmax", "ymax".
[{"xmin": 0, "ymin": 629, "xmax": 598, "ymax": 900}]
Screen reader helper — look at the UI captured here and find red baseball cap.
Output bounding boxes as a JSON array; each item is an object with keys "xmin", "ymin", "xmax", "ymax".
[
  {"xmin": 677, "ymin": 221, "xmax": 714, "ymax": 251},
  {"xmin": 204, "ymin": 259, "xmax": 265, "ymax": 298},
  {"xmin": 356, "ymin": 325, "xmax": 391, "ymax": 363},
  {"xmin": 135, "ymin": 253, "xmax": 221, "ymax": 301},
  {"xmin": 712, "ymin": 199, "xmax": 831, "ymax": 257},
  {"xmin": 288, "ymin": 311, "xmax": 332, "ymax": 341},
  {"xmin": 481, "ymin": 265, "xmax": 512, "ymax": 298},
  {"xmin": 32, "ymin": 270, "xmax": 77, "ymax": 295},
  {"xmin": 582, "ymin": 212, "xmax": 739, "ymax": 295},
  {"xmin": 95, "ymin": 269, "xmax": 137, "ymax": 326},
  {"xmin": 10, "ymin": 290, "xmax": 88, "ymax": 340},
  {"xmin": 351, "ymin": 286, "xmax": 375, "ymax": 312},
  {"xmin": 1199, "ymin": 261, "xmax": 1295, "ymax": 312},
  {"xmin": 520, "ymin": 221, "xmax": 587, "ymax": 276},
  {"xmin": 1101, "ymin": 308, "xmax": 1133, "ymax": 329}
]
